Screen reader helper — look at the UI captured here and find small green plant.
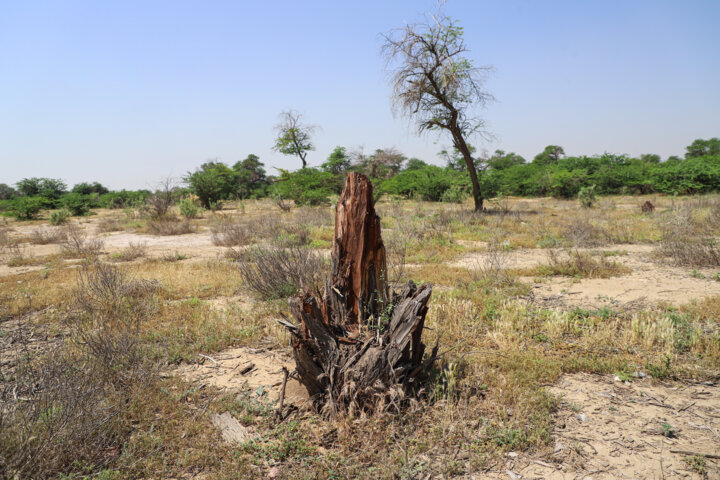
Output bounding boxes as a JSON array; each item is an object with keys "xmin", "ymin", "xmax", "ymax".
[
  {"xmin": 684, "ymin": 455, "xmax": 707, "ymax": 476},
  {"xmin": 49, "ymin": 209, "xmax": 72, "ymax": 225},
  {"xmin": 646, "ymin": 355, "xmax": 672, "ymax": 380},
  {"xmin": 578, "ymin": 185, "xmax": 597, "ymax": 208},
  {"xmin": 660, "ymin": 422, "xmax": 677, "ymax": 438},
  {"xmin": 690, "ymin": 269, "xmax": 705, "ymax": 279},
  {"xmin": 178, "ymin": 197, "xmax": 202, "ymax": 219}
]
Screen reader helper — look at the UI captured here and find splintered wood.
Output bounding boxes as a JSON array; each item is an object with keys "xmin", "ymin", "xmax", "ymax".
[{"xmin": 281, "ymin": 172, "xmax": 435, "ymax": 415}]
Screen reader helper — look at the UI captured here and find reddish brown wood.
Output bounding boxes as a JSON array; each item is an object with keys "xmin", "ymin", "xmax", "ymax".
[
  {"xmin": 331, "ymin": 172, "xmax": 388, "ymax": 329},
  {"xmin": 282, "ymin": 173, "xmax": 435, "ymax": 414}
]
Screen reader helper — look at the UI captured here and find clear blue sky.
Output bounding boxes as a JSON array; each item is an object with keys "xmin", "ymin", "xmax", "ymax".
[{"xmin": 1, "ymin": 0, "xmax": 719, "ymax": 190}]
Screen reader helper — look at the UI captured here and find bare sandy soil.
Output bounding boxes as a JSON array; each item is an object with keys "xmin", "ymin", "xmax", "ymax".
[
  {"xmin": 452, "ymin": 245, "xmax": 720, "ymax": 309},
  {"xmin": 486, "ymin": 373, "xmax": 720, "ymax": 480}
]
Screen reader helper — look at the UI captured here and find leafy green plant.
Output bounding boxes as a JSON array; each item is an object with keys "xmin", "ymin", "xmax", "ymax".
[
  {"xmin": 578, "ymin": 185, "xmax": 597, "ymax": 208},
  {"xmin": 61, "ymin": 193, "xmax": 94, "ymax": 216},
  {"xmin": 49, "ymin": 209, "xmax": 72, "ymax": 225},
  {"xmin": 9, "ymin": 196, "xmax": 43, "ymax": 220},
  {"xmin": 178, "ymin": 197, "xmax": 202, "ymax": 219}
]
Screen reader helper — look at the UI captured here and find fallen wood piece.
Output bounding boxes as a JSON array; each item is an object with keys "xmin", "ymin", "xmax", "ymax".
[
  {"xmin": 276, "ymin": 367, "xmax": 289, "ymax": 420},
  {"xmin": 239, "ymin": 363, "xmax": 255, "ymax": 375},
  {"xmin": 669, "ymin": 449, "xmax": 720, "ymax": 460}
]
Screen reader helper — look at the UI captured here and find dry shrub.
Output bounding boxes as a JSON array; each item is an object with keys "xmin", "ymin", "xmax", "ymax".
[
  {"xmin": 471, "ymin": 239, "xmax": 515, "ymax": 286},
  {"xmin": 111, "ymin": 241, "xmax": 148, "ymax": 262},
  {"xmin": 294, "ymin": 206, "xmax": 333, "ymax": 228},
  {"xmin": 0, "ymin": 228, "xmax": 26, "ymax": 265},
  {"xmin": 563, "ymin": 217, "xmax": 606, "ymax": 247},
  {"xmin": 147, "ymin": 217, "xmax": 196, "ymax": 236},
  {"xmin": 539, "ymin": 249, "xmax": 630, "ymax": 278},
  {"xmin": 30, "ymin": 227, "xmax": 67, "ymax": 245},
  {"xmin": 211, "ymin": 215, "xmax": 252, "ymax": 246},
  {"xmin": 97, "ymin": 216, "xmax": 124, "ymax": 233},
  {"xmin": 238, "ymin": 245, "xmax": 326, "ymax": 299},
  {"xmin": 0, "ymin": 263, "xmax": 158, "ymax": 478},
  {"xmin": 659, "ymin": 199, "xmax": 720, "ymax": 267},
  {"xmin": 61, "ymin": 223, "xmax": 104, "ymax": 257}
]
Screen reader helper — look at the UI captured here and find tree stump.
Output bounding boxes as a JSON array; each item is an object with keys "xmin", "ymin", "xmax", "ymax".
[
  {"xmin": 641, "ymin": 200, "xmax": 655, "ymax": 214},
  {"xmin": 281, "ymin": 173, "xmax": 435, "ymax": 415}
]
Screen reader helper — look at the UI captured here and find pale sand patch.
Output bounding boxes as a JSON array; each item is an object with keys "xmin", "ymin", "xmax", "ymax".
[
  {"xmin": 176, "ymin": 346, "xmax": 310, "ymax": 407},
  {"xmin": 485, "ymin": 373, "xmax": 720, "ymax": 480},
  {"xmin": 452, "ymin": 244, "xmax": 720, "ymax": 308}
]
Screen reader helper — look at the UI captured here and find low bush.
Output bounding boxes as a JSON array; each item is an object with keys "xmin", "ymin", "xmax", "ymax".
[
  {"xmin": 0, "ymin": 263, "xmax": 158, "ymax": 478},
  {"xmin": 178, "ymin": 197, "xmax": 202, "ymax": 219},
  {"xmin": 238, "ymin": 245, "xmax": 326, "ymax": 299},
  {"xmin": 49, "ymin": 208, "xmax": 72, "ymax": 225},
  {"xmin": 578, "ymin": 185, "xmax": 597, "ymax": 208},
  {"xmin": 61, "ymin": 223, "xmax": 104, "ymax": 257},
  {"xmin": 111, "ymin": 241, "xmax": 148, "ymax": 262},
  {"xmin": 30, "ymin": 226, "xmax": 67, "ymax": 245},
  {"xmin": 211, "ymin": 216, "xmax": 251, "ymax": 246},
  {"xmin": 147, "ymin": 217, "xmax": 196, "ymax": 236},
  {"xmin": 537, "ymin": 249, "xmax": 631, "ymax": 278},
  {"xmin": 96, "ymin": 215, "xmax": 125, "ymax": 232},
  {"xmin": 8, "ymin": 196, "xmax": 42, "ymax": 220},
  {"xmin": 60, "ymin": 192, "xmax": 94, "ymax": 216}
]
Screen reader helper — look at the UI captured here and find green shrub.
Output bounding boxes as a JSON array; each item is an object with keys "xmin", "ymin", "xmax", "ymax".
[
  {"xmin": 272, "ymin": 168, "xmax": 334, "ymax": 206},
  {"xmin": 9, "ymin": 196, "xmax": 43, "ymax": 220},
  {"xmin": 441, "ymin": 185, "xmax": 468, "ymax": 203},
  {"xmin": 578, "ymin": 185, "xmax": 597, "ymax": 208},
  {"xmin": 61, "ymin": 193, "xmax": 94, "ymax": 216},
  {"xmin": 178, "ymin": 197, "xmax": 202, "ymax": 219},
  {"xmin": 49, "ymin": 209, "xmax": 72, "ymax": 225}
]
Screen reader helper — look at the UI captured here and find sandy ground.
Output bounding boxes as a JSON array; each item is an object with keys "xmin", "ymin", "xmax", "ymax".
[
  {"xmin": 176, "ymin": 346, "xmax": 310, "ymax": 407},
  {"xmin": 452, "ymin": 244, "xmax": 720, "ymax": 309},
  {"xmin": 485, "ymin": 373, "xmax": 720, "ymax": 480}
]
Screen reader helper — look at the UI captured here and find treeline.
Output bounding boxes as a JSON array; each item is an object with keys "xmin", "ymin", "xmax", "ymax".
[{"xmin": 1, "ymin": 138, "xmax": 718, "ymax": 220}]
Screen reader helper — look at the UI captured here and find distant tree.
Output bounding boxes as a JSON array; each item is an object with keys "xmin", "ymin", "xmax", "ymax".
[
  {"xmin": 0, "ymin": 183, "xmax": 16, "ymax": 200},
  {"xmin": 361, "ymin": 148, "xmax": 406, "ymax": 178},
  {"xmin": 233, "ymin": 154, "xmax": 268, "ymax": 198},
  {"xmin": 272, "ymin": 110, "xmax": 317, "ymax": 169},
  {"xmin": 15, "ymin": 178, "xmax": 42, "ymax": 196},
  {"xmin": 383, "ymin": 14, "xmax": 493, "ymax": 211},
  {"xmin": 404, "ymin": 158, "xmax": 428, "ymax": 171},
  {"xmin": 321, "ymin": 146, "xmax": 351, "ymax": 175},
  {"xmin": 685, "ymin": 138, "xmax": 720, "ymax": 158},
  {"xmin": 533, "ymin": 145, "xmax": 565, "ymax": 165},
  {"xmin": 639, "ymin": 153, "xmax": 661, "ymax": 163},
  {"xmin": 487, "ymin": 150, "xmax": 525, "ymax": 170},
  {"xmin": 185, "ymin": 162, "xmax": 237, "ymax": 208},
  {"xmin": 440, "ymin": 145, "xmax": 480, "ymax": 172},
  {"xmin": 72, "ymin": 182, "xmax": 109, "ymax": 195}
]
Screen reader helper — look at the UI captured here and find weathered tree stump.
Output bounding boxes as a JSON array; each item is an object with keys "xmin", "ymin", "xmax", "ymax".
[{"xmin": 281, "ymin": 173, "xmax": 435, "ymax": 415}]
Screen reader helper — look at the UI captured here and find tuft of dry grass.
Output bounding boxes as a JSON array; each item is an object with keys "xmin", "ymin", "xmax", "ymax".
[
  {"xmin": 61, "ymin": 223, "xmax": 104, "ymax": 257},
  {"xmin": 522, "ymin": 249, "xmax": 632, "ymax": 278},
  {"xmin": 110, "ymin": 241, "xmax": 148, "ymax": 262},
  {"xmin": 238, "ymin": 245, "xmax": 326, "ymax": 299},
  {"xmin": 96, "ymin": 215, "xmax": 125, "ymax": 233},
  {"xmin": 29, "ymin": 226, "xmax": 68, "ymax": 245},
  {"xmin": 146, "ymin": 217, "xmax": 197, "ymax": 236}
]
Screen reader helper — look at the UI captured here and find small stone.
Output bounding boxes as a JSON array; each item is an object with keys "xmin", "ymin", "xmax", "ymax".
[
  {"xmin": 268, "ymin": 466, "xmax": 280, "ymax": 479},
  {"xmin": 507, "ymin": 452, "xmax": 519, "ymax": 458},
  {"xmin": 554, "ymin": 442, "xmax": 564, "ymax": 452},
  {"xmin": 576, "ymin": 414, "xmax": 589, "ymax": 423},
  {"xmin": 633, "ymin": 371, "xmax": 646, "ymax": 378}
]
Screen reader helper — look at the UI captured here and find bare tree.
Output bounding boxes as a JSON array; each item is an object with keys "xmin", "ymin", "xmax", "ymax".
[
  {"xmin": 272, "ymin": 110, "xmax": 317, "ymax": 169},
  {"xmin": 383, "ymin": 14, "xmax": 493, "ymax": 211}
]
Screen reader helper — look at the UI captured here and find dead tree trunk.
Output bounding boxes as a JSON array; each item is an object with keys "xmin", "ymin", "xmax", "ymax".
[{"xmin": 281, "ymin": 173, "xmax": 435, "ymax": 415}]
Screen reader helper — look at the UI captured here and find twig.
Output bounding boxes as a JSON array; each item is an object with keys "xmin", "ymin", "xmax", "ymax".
[
  {"xmin": 198, "ymin": 354, "xmax": 218, "ymax": 367},
  {"xmin": 276, "ymin": 367, "xmax": 289, "ymax": 421},
  {"xmin": 669, "ymin": 449, "xmax": 720, "ymax": 460}
]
